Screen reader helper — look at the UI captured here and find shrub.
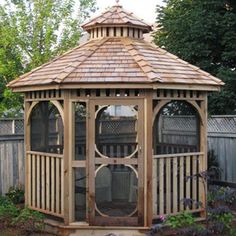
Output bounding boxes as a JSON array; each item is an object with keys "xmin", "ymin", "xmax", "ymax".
[
  {"xmin": 208, "ymin": 186, "xmax": 236, "ymax": 207},
  {"xmin": 6, "ymin": 186, "xmax": 24, "ymax": 204},
  {"xmin": 0, "ymin": 195, "xmax": 12, "ymax": 206},
  {"xmin": 166, "ymin": 211, "xmax": 195, "ymax": 229},
  {"xmin": 12, "ymin": 207, "xmax": 45, "ymax": 233},
  {"xmin": 0, "ymin": 199, "xmax": 19, "ymax": 227}
]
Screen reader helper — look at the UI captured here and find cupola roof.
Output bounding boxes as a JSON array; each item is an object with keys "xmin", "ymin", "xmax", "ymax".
[{"xmin": 81, "ymin": 3, "xmax": 152, "ymax": 33}]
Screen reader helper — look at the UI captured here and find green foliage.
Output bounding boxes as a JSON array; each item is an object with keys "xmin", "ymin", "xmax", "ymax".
[
  {"xmin": 12, "ymin": 207, "xmax": 45, "ymax": 233},
  {"xmin": 0, "ymin": 0, "xmax": 97, "ymax": 117},
  {"xmin": 0, "ymin": 199, "xmax": 19, "ymax": 225},
  {"xmin": 208, "ymin": 186, "xmax": 236, "ymax": 207},
  {"xmin": 0, "ymin": 195, "xmax": 12, "ymax": 207},
  {"xmin": 166, "ymin": 211, "xmax": 195, "ymax": 229},
  {"xmin": 0, "ymin": 193, "xmax": 44, "ymax": 233},
  {"xmin": 154, "ymin": 0, "xmax": 236, "ymax": 114},
  {"xmin": 6, "ymin": 186, "xmax": 25, "ymax": 204}
]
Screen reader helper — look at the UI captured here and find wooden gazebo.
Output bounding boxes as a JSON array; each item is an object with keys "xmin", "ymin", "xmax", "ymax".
[{"xmin": 8, "ymin": 2, "xmax": 223, "ymax": 235}]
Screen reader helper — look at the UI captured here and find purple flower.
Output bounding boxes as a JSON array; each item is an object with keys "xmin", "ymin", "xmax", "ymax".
[{"xmin": 160, "ymin": 215, "xmax": 165, "ymax": 222}]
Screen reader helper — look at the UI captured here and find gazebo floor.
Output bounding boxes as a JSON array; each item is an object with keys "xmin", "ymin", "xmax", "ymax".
[{"xmin": 44, "ymin": 218, "xmax": 148, "ymax": 236}]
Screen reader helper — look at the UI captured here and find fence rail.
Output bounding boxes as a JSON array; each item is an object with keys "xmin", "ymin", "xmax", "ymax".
[{"xmin": 26, "ymin": 151, "xmax": 64, "ymax": 217}]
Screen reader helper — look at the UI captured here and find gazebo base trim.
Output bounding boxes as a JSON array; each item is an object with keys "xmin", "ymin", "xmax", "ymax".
[{"xmin": 45, "ymin": 219, "xmax": 149, "ymax": 236}]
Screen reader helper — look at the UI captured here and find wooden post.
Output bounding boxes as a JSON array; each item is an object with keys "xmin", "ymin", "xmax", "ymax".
[
  {"xmin": 200, "ymin": 93, "xmax": 208, "ymax": 217},
  {"xmin": 63, "ymin": 90, "xmax": 70, "ymax": 225},
  {"xmin": 24, "ymin": 101, "xmax": 31, "ymax": 206},
  {"xmin": 145, "ymin": 90, "xmax": 153, "ymax": 227},
  {"xmin": 88, "ymin": 100, "xmax": 96, "ymax": 224}
]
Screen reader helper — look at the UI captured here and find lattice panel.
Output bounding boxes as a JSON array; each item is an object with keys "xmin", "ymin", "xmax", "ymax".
[
  {"xmin": 162, "ymin": 116, "xmax": 197, "ymax": 132},
  {"xmin": 208, "ymin": 116, "xmax": 236, "ymax": 133},
  {"xmin": 100, "ymin": 119, "xmax": 136, "ymax": 135},
  {"xmin": 0, "ymin": 119, "xmax": 24, "ymax": 135}
]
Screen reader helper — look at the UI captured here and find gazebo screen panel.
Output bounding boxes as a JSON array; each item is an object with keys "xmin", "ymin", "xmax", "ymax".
[
  {"xmin": 95, "ymin": 105, "xmax": 138, "ymax": 158},
  {"xmin": 95, "ymin": 164, "xmax": 138, "ymax": 217},
  {"xmin": 74, "ymin": 102, "xmax": 87, "ymax": 160},
  {"xmin": 30, "ymin": 101, "xmax": 64, "ymax": 154},
  {"xmin": 74, "ymin": 167, "xmax": 87, "ymax": 221},
  {"xmin": 154, "ymin": 101, "xmax": 200, "ymax": 155}
]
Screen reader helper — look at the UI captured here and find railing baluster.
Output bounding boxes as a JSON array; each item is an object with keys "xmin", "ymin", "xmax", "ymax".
[
  {"xmin": 186, "ymin": 155, "xmax": 191, "ymax": 209},
  {"xmin": 173, "ymin": 158, "xmax": 178, "ymax": 214},
  {"xmin": 61, "ymin": 158, "xmax": 64, "ymax": 214},
  {"xmin": 41, "ymin": 155, "xmax": 45, "ymax": 210},
  {"xmin": 28, "ymin": 153, "xmax": 32, "ymax": 206},
  {"xmin": 46, "ymin": 156, "xmax": 50, "ymax": 211},
  {"xmin": 36, "ymin": 155, "xmax": 40, "ymax": 208},
  {"xmin": 56, "ymin": 157, "xmax": 60, "ymax": 214},
  {"xmin": 179, "ymin": 156, "xmax": 184, "ymax": 211},
  {"xmin": 159, "ymin": 158, "xmax": 164, "ymax": 215},
  {"xmin": 192, "ymin": 155, "xmax": 197, "ymax": 209},
  {"xmin": 32, "ymin": 154, "xmax": 36, "ymax": 208},
  {"xmin": 153, "ymin": 158, "xmax": 157, "ymax": 216},
  {"xmin": 166, "ymin": 158, "xmax": 171, "ymax": 214},
  {"xmin": 51, "ymin": 157, "xmax": 55, "ymax": 213}
]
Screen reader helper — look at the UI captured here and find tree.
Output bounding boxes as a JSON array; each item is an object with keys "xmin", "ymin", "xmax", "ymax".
[
  {"xmin": 0, "ymin": 0, "xmax": 97, "ymax": 117},
  {"xmin": 0, "ymin": 6, "xmax": 24, "ymax": 117},
  {"xmin": 154, "ymin": 0, "xmax": 236, "ymax": 115}
]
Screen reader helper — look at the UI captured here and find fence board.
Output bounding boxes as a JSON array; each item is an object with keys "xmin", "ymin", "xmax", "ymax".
[{"xmin": 0, "ymin": 135, "xmax": 24, "ymax": 195}]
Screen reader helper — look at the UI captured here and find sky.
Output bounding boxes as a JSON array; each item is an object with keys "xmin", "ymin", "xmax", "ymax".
[
  {"xmin": 0, "ymin": 0, "xmax": 164, "ymax": 24},
  {"xmin": 92, "ymin": 0, "xmax": 164, "ymax": 24}
]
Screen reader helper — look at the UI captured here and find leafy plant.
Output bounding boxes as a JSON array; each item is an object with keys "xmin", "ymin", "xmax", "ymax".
[
  {"xmin": 207, "ymin": 206, "xmax": 234, "ymax": 234},
  {"xmin": 0, "ymin": 195, "xmax": 12, "ymax": 206},
  {"xmin": 6, "ymin": 186, "xmax": 24, "ymax": 204},
  {"xmin": 166, "ymin": 211, "xmax": 195, "ymax": 229},
  {"xmin": 12, "ymin": 207, "xmax": 45, "ymax": 233},
  {"xmin": 0, "ymin": 200, "xmax": 19, "ymax": 226}
]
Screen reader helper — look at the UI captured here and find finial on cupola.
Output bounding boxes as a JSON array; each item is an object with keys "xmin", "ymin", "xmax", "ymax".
[{"xmin": 115, "ymin": 0, "xmax": 120, "ymax": 5}]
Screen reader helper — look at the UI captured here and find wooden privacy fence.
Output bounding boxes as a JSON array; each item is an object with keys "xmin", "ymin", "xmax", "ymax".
[
  {"xmin": 0, "ymin": 119, "xmax": 24, "ymax": 195},
  {"xmin": 26, "ymin": 151, "xmax": 64, "ymax": 217},
  {"xmin": 208, "ymin": 116, "xmax": 236, "ymax": 183},
  {"xmin": 153, "ymin": 152, "xmax": 204, "ymax": 218}
]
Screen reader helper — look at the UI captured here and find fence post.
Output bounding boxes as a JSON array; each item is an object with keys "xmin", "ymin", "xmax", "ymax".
[{"xmin": 12, "ymin": 119, "xmax": 15, "ymax": 134}]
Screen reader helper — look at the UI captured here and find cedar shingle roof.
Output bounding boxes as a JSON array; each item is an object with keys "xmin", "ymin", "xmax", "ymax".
[
  {"xmin": 81, "ymin": 5, "xmax": 152, "ymax": 33},
  {"xmin": 8, "ymin": 4, "xmax": 224, "ymax": 90},
  {"xmin": 8, "ymin": 37, "xmax": 223, "ymax": 89}
]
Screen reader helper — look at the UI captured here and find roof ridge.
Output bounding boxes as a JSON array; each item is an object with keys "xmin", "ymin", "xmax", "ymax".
[
  {"xmin": 121, "ymin": 38, "xmax": 162, "ymax": 82},
  {"xmin": 146, "ymin": 42, "xmax": 224, "ymax": 85},
  {"xmin": 7, "ymin": 40, "xmax": 93, "ymax": 87},
  {"xmin": 53, "ymin": 38, "xmax": 110, "ymax": 84}
]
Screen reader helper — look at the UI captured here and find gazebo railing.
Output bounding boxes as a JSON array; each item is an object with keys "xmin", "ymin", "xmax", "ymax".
[
  {"xmin": 26, "ymin": 151, "xmax": 64, "ymax": 217},
  {"xmin": 153, "ymin": 152, "xmax": 205, "ymax": 218}
]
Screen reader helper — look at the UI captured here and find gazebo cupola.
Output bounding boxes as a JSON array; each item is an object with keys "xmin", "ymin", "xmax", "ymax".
[
  {"xmin": 82, "ymin": 1, "xmax": 152, "ymax": 40},
  {"xmin": 8, "ymin": 1, "xmax": 223, "ymax": 235}
]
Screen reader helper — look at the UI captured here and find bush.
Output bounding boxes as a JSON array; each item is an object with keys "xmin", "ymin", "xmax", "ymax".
[
  {"xmin": 166, "ymin": 211, "xmax": 195, "ymax": 229},
  {"xmin": 6, "ymin": 186, "xmax": 24, "ymax": 204},
  {"xmin": 0, "ymin": 195, "xmax": 12, "ymax": 206},
  {"xmin": 0, "ymin": 198, "xmax": 19, "ymax": 227},
  {"xmin": 12, "ymin": 207, "xmax": 45, "ymax": 233}
]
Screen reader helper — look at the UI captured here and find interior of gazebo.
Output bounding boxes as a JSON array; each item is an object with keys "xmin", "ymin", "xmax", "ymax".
[{"xmin": 8, "ymin": 2, "xmax": 223, "ymax": 234}]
